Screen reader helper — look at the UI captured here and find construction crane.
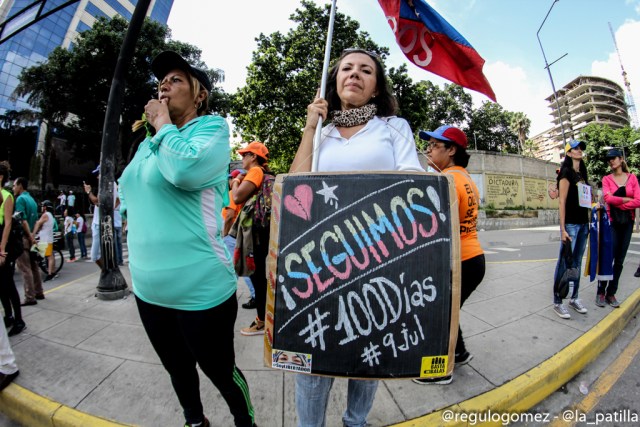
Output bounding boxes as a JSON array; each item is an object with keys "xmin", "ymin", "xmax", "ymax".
[{"xmin": 609, "ymin": 22, "xmax": 639, "ymax": 128}]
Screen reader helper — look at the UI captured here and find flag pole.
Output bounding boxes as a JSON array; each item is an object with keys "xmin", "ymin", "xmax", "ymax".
[{"xmin": 312, "ymin": 0, "xmax": 338, "ymax": 172}]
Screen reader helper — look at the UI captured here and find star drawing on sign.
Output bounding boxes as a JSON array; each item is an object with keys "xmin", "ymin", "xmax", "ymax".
[{"xmin": 317, "ymin": 181, "xmax": 339, "ymax": 209}]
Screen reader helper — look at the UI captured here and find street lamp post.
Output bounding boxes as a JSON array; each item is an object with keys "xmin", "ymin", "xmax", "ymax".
[
  {"xmin": 537, "ymin": 0, "xmax": 568, "ymax": 146},
  {"xmin": 473, "ymin": 132, "xmax": 478, "ymax": 150},
  {"xmin": 95, "ymin": 0, "xmax": 152, "ymax": 299}
]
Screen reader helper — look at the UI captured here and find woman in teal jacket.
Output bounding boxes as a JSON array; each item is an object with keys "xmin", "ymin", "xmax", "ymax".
[{"xmin": 119, "ymin": 51, "xmax": 254, "ymax": 427}]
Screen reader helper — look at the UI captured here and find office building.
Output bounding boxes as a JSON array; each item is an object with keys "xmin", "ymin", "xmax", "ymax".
[{"xmin": 0, "ymin": 0, "xmax": 174, "ymax": 114}]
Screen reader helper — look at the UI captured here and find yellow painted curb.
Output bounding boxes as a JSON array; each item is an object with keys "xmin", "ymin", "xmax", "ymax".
[
  {"xmin": 0, "ymin": 383, "xmax": 132, "ymax": 427},
  {"xmin": 392, "ymin": 287, "xmax": 640, "ymax": 427}
]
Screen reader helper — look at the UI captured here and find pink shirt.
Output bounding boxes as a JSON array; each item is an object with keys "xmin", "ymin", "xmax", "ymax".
[{"xmin": 602, "ymin": 173, "xmax": 640, "ymax": 220}]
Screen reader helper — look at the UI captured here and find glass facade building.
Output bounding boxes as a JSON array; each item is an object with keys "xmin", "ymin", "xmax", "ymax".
[{"xmin": 0, "ymin": 0, "xmax": 174, "ymax": 114}]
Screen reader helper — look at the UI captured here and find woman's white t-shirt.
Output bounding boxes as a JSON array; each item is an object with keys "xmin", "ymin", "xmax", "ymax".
[{"xmin": 317, "ymin": 116, "xmax": 422, "ymax": 172}]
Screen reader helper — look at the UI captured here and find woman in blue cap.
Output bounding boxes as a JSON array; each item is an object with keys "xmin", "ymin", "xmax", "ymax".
[
  {"xmin": 552, "ymin": 140, "xmax": 590, "ymax": 319},
  {"xmin": 599, "ymin": 148, "xmax": 640, "ymax": 308},
  {"xmin": 119, "ymin": 51, "xmax": 255, "ymax": 427}
]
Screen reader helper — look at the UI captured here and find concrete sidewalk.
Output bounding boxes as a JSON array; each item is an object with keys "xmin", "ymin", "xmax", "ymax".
[{"xmin": 1, "ymin": 237, "xmax": 640, "ymax": 426}]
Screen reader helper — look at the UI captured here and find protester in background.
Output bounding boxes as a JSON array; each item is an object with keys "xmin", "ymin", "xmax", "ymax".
[
  {"xmin": 84, "ymin": 167, "xmax": 121, "ymax": 269},
  {"xmin": 63, "ymin": 208, "xmax": 77, "ymax": 262},
  {"xmin": 75, "ymin": 212, "xmax": 88, "ymax": 259},
  {"xmin": 552, "ymin": 140, "xmax": 590, "ymax": 319},
  {"xmin": 413, "ymin": 125, "xmax": 485, "ymax": 385},
  {"xmin": 232, "ymin": 141, "xmax": 273, "ymax": 336},
  {"xmin": 0, "ymin": 162, "xmax": 26, "ymax": 336},
  {"xmin": 118, "ymin": 51, "xmax": 255, "ymax": 427},
  {"xmin": 84, "ymin": 168, "xmax": 103, "ymax": 269},
  {"xmin": 0, "ymin": 320, "xmax": 19, "ymax": 391},
  {"xmin": 31, "ymin": 201, "xmax": 56, "ymax": 282},
  {"xmin": 67, "ymin": 190, "xmax": 76, "ymax": 208},
  {"xmin": 56, "ymin": 190, "xmax": 66, "ymax": 215},
  {"xmin": 12, "ymin": 177, "xmax": 43, "ymax": 305},
  {"xmin": 598, "ymin": 148, "xmax": 640, "ymax": 308},
  {"xmin": 290, "ymin": 48, "xmax": 422, "ymax": 427},
  {"xmin": 222, "ymin": 168, "xmax": 256, "ymax": 310}
]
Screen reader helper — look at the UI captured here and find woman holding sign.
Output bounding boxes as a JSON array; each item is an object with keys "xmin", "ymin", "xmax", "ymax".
[
  {"xmin": 414, "ymin": 125, "xmax": 484, "ymax": 385},
  {"xmin": 551, "ymin": 140, "xmax": 591, "ymax": 319},
  {"xmin": 290, "ymin": 48, "xmax": 422, "ymax": 427},
  {"xmin": 598, "ymin": 148, "xmax": 640, "ymax": 308}
]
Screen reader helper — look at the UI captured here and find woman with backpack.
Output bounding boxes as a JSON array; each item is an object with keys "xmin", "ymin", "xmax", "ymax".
[
  {"xmin": 231, "ymin": 141, "xmax": 273, "ymax": 336},
  {"xmin": 598, "ymin": 148, "xmax": 640, "ymax": 308},
  {"xmin": 552, "ymin": 140, "xmax": 591, "ymax": 319}
]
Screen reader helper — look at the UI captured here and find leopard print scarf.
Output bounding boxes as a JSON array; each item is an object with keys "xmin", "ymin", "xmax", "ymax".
[{"xmin": 330, "ymin": 103, "xmax": 377, "ymax": 127}]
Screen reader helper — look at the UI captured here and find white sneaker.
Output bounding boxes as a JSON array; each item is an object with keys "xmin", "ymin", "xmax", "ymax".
[
  {"xmin": 553, "ymin": 304, "xmax": 571, "ymax": 319},
  {"xmin": 569, "ymin": 299, "xmax": 587, "ymax": 314}
]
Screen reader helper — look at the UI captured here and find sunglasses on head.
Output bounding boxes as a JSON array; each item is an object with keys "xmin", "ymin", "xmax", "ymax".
[{"xmin": 341, "ymin": 48, "xmax": 381, "ymax": 61}]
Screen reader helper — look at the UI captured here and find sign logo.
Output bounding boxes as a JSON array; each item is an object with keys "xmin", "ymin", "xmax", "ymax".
[{"xmin": 420, "ymin": 355, "xmax": 448, "ymax": 377}]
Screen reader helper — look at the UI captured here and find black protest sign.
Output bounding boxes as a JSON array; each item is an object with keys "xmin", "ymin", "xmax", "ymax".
[{"xmin": 264, "ymin": 172, "xmax": 460, "ymax": 379}]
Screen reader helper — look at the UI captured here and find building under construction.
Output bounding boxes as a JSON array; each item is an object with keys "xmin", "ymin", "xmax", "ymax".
[{"xmin": 533, "ymin": 75, "xmax": 630, "ymax": 162}]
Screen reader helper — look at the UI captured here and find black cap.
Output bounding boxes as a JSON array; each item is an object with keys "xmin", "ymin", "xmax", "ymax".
[
  {"xmin": 606, "ymin": 148, "xmax": 624, "ymax": 159},
  {"xmin": 151, "ymin": 51, "xmax": 212, "ymax": 93}
]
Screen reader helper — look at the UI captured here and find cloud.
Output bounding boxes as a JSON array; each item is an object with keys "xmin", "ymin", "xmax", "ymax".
[{"xmin": 475, "ymin": 61, "xmax": 551, "ymax": 135}]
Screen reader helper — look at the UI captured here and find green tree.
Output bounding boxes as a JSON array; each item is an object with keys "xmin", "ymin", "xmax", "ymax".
[
  {"xmin": 0, "ymin": 110, "xmax": 39, "ymax": 177},
  {"xmin": 388, "ymin": 64, "xmax": 427, "ymax": 134},
  {"xmin": 522, "ymin": 139, "xmax": 538, "ymax": 157},
  {"xmin": 14, "ymin": 16, "xmax": 229, "ymax": 169},
  {"xmin": 508, "ymin": 111, "xmax": 531, "ymax": 154},
  {"xmin": 230, "ymin": 0, "xmax": 390, "ymax": 173},
  {"xmin": 580, "ymin": 124, "xmax": 640, "ymax": 179},
  {"xmin": 468, "ymin": 101, "xmax": 519, "ymax": 152}
]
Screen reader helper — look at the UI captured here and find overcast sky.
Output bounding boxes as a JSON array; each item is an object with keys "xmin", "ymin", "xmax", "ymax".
[{"xmin": 167, "ymin": 0, "xmax": 640, "ymax": 136}]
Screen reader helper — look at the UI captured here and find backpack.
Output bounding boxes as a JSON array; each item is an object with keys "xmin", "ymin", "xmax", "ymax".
[
  {"xmin": 5, "ymin": 213, "xmax": 25, "ymax": 263},
  {"xmin": 81, "ymin": 219, "xmax": 87, "ymax": 233},
  {"xmin": 555, "ymin": 241, "xmax": 577, "ymax": 300},
  {"xmin": 253, "ymin": 173, "xmax": 275, "ymax": 229}
]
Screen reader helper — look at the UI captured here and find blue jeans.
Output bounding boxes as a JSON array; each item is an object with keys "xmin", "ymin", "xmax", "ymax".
[
  {"xmin": 598, "ymin": 221, "xmax": 633, "ymax": 297},
  {"xmin": 77, "ymin": 232, "xmax": 87, "ymax": 258},
  {"xmin": 91, "ymin": 223, "xmax": 100, "ymax": 262},
  {"xmin": 223, "ymin": 235, "xmax": 255, "ymax": 298},
  {"xmin": 65, "ymin": 232, "xmax": 76, "ymax": 260},
  {"xmin": 295, "ymin": 375, "xmax": 378, "ymax": 427},
  {"xmin": 553, "ymin": 223, "xmax": 589, "ymax": 304},
  {"xmin": 115, "ymin": 226, "xmax": 123, "ymax": 265}
]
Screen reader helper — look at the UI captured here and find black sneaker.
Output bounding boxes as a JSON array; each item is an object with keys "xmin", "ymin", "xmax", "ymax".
[
  {"xmin": 184, "ymin": 417, "xmax": 210, "ymax": 427},
  {"xmin": 8, "ymin": 320, "xmax": 26, "ymax": 337},
  {"xmin": 0, "ymin": 370, "xmax": 19, "ymax": 392},
  {"xmin": 455, "ymin": 351, "xmax": 473, "ymax": 365},
  {"xmin": 3, "ymin": 315, "xmax": 14, "ymax": 328},
  {"xmin": 44, "ymin": 274, "xmax": 55, "ymax": 282},
  {"xmin": 242, "ymin": 298, "xmax": 257, "ymax": 309},
  {"xmin": 635, "ymin": 268, "xmax": 640, "ymax": 278},
  {"xmin": 413, "ymin": 375, "xmax": 452, "ymax": 385}
]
